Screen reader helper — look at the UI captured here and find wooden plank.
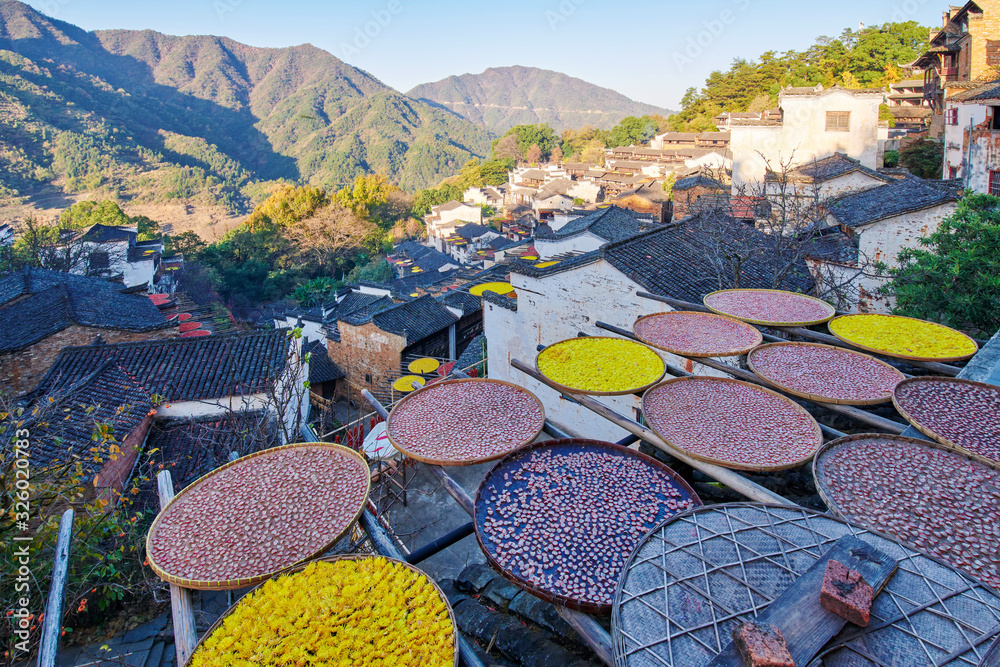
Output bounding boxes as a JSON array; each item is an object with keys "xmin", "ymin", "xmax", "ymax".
[
  {"xmin": 36, "ymin": 509, "xmax": 73, "ymax": 667},
  {"xmin": 707, "ymin": 535, "xmax": 897, "ymax": 667},
  {"xmin": 157, "ymin": 471, "xmax": 199, "ymax": 666}
]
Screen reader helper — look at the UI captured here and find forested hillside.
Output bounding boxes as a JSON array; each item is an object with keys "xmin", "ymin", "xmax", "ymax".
[
  {"xmin": 669, "ymin": 22, "xmax": 931, "ymax": 130},
  {"xmin": 0, "ymin": 0, "xmax": 490, "ymax": 212}
]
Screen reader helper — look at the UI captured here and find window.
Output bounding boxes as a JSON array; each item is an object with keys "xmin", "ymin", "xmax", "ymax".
[
  {"xmin": 89, "ymin": 251, "xmax": 109, "ymax": 270},
  {"xmin": 992, "ymin": 106, "xmax": 1000, "ymax": 130},
  {"xmin": 990, "ymin": 171, "xmax": 1000, "ymax": 196},
  {"xmin": 946, "ymin": 108, "xmax": 959, "ymax": 126},
  {"xmin": 825, "ymin": 111, "xmax": 851, "ymax": 132},
  {"xmin": 365, "ymin": 373, "xmax": 373, "ymax": 384},
  {"xmin": 949, "ymin": 166, "xmax": 959, "ymax": 179}
]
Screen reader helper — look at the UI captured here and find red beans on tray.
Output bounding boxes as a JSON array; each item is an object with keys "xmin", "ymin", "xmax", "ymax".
[
  {"xmin": 814, "ymin": 434, "xmax": 1000, "ymax": 590},
  {"xmin": 703, "ymin": 289, "xmax": 836, "ymax": 326},
  {"xmin": 475, "ymin": 440, "xmax": 700, "ymax": 613},
  {"xmin": 748, "ymin": 343, "xmax": 905, "ymax": 405},
  {"xmin": 642, "ymin": 377, "xmax": 823, "ymax": 471},
  {"xmin": 147, "ymin": 444, "xmax": 370, "ymax": 589},
  {"xmin": 893, "ymin": 378, "xmax": 1000, "ymax": 465},
  {"xmin": 633, "ymin": 311, "xmax": 763, "ymax": 358},
  {"xmin": 387, "ymin": 379, "xmax": 545, "ymax": 465}
]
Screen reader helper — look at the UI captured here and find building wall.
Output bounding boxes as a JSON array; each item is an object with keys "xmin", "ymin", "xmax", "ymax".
[
  {"xmin": 672, "ymin": 185, "xmax": 724, "ymax": 220},
  {"xmin": 2, "ymin": 324, "xmax": 177, "ymax": 395},
  {"xmin": 945, "ymin": 101, "xmax": 1000, "ymax": 191},
  {"xmin": 968, "ymin": 6, "xmax": 1000, "ymax": 83},
  {"xmin": 485, "ymin": 260, "xmax": 734, "ymax": 441},
  {"xmin": 731, "ymin": 90, "xmax": 882, "ymax": 187},
  {"xmin": 326, "ymin": 321, "xmax": 406, "ymax": 396},
  {"xmin": 535, "ymin": 233, "xmax": 606, "ymax": 257},
  {"xmin": 763, "ymin": 171, "xmax": 888, "ymax": 202}
]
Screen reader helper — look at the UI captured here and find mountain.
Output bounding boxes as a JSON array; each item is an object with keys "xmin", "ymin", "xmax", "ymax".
[
  {"xmin": 0, "ymin": 0, "xmax": 490, "ymax": 212},
  {"xmin": 407, "ymin": 66, "xmax": 674, "ymax": 135}
]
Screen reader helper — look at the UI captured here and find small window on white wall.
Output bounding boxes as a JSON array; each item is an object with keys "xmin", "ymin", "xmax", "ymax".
[
  {"xmin": 825, "ymin": 111, "xmax": 851, "ymax": 132},
  {"xmin": 946, "ymin": 108, "xmax": 959, "ymax": 125}
]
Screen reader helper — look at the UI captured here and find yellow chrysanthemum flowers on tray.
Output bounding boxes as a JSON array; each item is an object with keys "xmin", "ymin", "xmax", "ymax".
[
  {"xmin": 536, "ymin": 337, "xmax": 666, "ymax": 395},
  {"xmin": 189, "ymin": 557, "xmax": 456, "ymax": 667},
  {"xmin": 828, "ymin": 314, "xmax": 978, "ymax": 363}
]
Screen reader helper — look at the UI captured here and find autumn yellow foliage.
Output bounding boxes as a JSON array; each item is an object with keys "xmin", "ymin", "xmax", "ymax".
[{"xmin": 189, "ymin": 558, "xmax": 454, "ymax": 666}]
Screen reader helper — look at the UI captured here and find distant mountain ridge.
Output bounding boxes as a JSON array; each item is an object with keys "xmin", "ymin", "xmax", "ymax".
[
  {"xmin": 0, "ymin": 0, "xmax": 490, "ymax": 209},
  {"xmin": 408, "ymin": 66, "xmax": 674, "ymax": 134}
]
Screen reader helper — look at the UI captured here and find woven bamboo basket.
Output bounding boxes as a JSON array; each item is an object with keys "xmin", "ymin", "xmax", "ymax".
[
  {"xmin": 827, "ymin": 313, "xmax": 979, "ymax": 363},
  {"xmin": 632, "ymin": 311, "xmax": 763, "ymax": 358},
  {"xmin": 612, "ymin": 503, "xmax": 1000, "ymax": 667},
  {"xmin": 473, "ymin": 438, "xmax": 702, "ymax": 615},
  {"xmin": 146, "ymin": 442, "xmax": 370, "ymax": 590},
  {"xmin": 641, "ymin": 376, "xmax": 824, "ymax": 472},
  {"xmin": 385, "ymin": 378, "xmax": 545, "ymax": 466},
  {"xmin": 747, "ymin": 341, "xmax": 905, "ymax": 406},
  {"xmin": 185, "ymin": 554, "xmax": 458, "ymax": 667},
  {"xmin": 535, "ymin": 337, "xmax": 666, "ymax": 397},
  {"xmin": 892, "ymin": 376, "xmax": 1000, "ymax": 464},
  {"xmin": 703, "ymin": 288, "xmax": 837, "ymax": 326}
]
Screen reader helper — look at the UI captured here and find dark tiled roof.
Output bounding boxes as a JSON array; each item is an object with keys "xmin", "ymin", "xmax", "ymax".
[
  {"xmin": 806, "ymin": 231, "xmax": 861, "ymax": 266},
  {"xmin": 0, "ymin": 267, "xmax": 124, "ymax": 304},
  {"xmin": 34, "ymin": 330, "xmax": 289, "ymax": 401},
  {"xmin": 370, "ymin": 295, "xmax": 458, "ymax": 343},
  {"xmin": 508, "ymin": 249, "xmax": 602, "ymax": 279},
  {"xmin": 455, "ymin": 223, "xmax": 491, "ymax": 239},
  {"xmin": 538, "ymin": 206, "xmax": 652, "ymax": 243},
  {"xmin": 80, "ymin": 224, "xmax": 136, "ymax": 244},
  {"xmin": 0, "ymin": 279, "xmax": 172, "ymax": 353},
  {"xmin": 482, "ymin": 290, "xmax": 517, "ymax": 312},
  {"xmin": 440, "ymin": 290, "xmax": 482, "ymax": 315},
  {"xmin": 827, "ymin": 178, "xmax": 960, "ymax": 228},
  {"xmin": 616, "ymin": 181, "xmax": 672, "ymax": 204},
  {"xmin": 305, "ymin": 339, "xmax": 344, "ymax": 383},
  {"xmin": 488, "ymin": 236, "xmax": 521, "ymax": 251},
  {"xmin": 140, "ymin": 412, "xmax": 280, "ymax": 510},
  {"xmin": 455, "ymin": 334, "xmax": 486, "ymax": 373},
  {"xmin": 770, "ymin": 154, "xmax": 891, "ymax": 184},
  {"xmin": 393, "ymin": 241, "xmax": 459, "ymax": 272},
  {"xmin": 26, "ymin": 360, "xmax": 153, "ymax": 474},
  {"xmin": 673, "ymin": 175, "xmax": 726, "ymax": 191},
  {"xmin": 603, "ymin": 218, "xmax": 814, "ymax": 303},
  {"xmin": 952, "ymin": 79, "xmax": 1000, "ymax": 102}
]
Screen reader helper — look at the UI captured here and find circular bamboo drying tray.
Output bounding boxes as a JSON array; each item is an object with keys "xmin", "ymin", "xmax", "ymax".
[
  {"xmin": 146, "ymin": 442, "xmax": 370, "ymax": 590},
  {"xmin": 535, "ymin": 337, "xmax": 666, "ymax": 396},
  {"xmin": 188, "ymin": 554, "xmax": 458, "ymax": 667},
  {"xmin": 613, "ymin": 503, "xmax": 1000, "ymax": 667},
  {"xmin": 386, "ymin": 378, "xmax": 545, "ymax": 466},
  {"xmin": 828, "ymin": 314, "xmax": 979, "ymax": 363},
  {"xmin": 703, "ymin": 288, "xmax": 836, "ymax": 326},
  {"xmin": 642, "ymin": 376, "xmax": 823, "ymax": 471},
  {"xmin": 474, "ymin": 439, "xmax": 701, "ymax": 614},
  {"xmin": 632, "ymin": 311, "xmax": 763, "ymax": 358},
  {"xmin": 892, "ymin": 376, "xmax": 1000, "ymax": 465},
  {"xmin": 747, "ymin": 341, "xmax": 905, "ymax": 406},
  {"xmin": 814, "ymin": 433, "xmax": 1000, "ymax": 591}
]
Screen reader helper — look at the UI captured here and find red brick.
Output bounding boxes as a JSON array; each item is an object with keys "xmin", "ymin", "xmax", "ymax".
[
  {"xmin": 820, "ymin": 559, "xmax": 873, "ymax": 627},
  {"xmin": 732, "ymin": 622, "xmax": 794, "ymax": 667}
]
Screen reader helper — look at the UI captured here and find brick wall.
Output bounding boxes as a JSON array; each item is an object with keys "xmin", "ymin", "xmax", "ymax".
[
  {"xmin": 1, "ymin": 325, "xmax": 177, "ymax": 395},
  {"xmin": 327, "ymin": 322, "xmax": 405, "ymax": 395},
  {"xmin": 673, "ymin": 185, "xmax": 722, "ymax": 220}
]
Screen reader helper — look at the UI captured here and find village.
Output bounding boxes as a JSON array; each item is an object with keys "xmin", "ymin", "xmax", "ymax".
[{"xmin": 3, "ymin": 0, "xmax": 1000, "ymax": 666}]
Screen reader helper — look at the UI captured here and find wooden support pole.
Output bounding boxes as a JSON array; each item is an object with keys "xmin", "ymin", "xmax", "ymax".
[
  {"xmin": 157, "ymin": 471, "xmax": 198, "ymax": 666},
  {"xmin": 510, "ymin": 359, "xmax": 791, "ymax": 506},
  {"xmin": 593, "ymin": 321, "xmax": 900, "ymax": 436},
  {"xmin": 634, "ymin": 291, "xmax": 958, "ymax": 376},
  {"xmin": 36, "ymin": 509, "xmax": 73, "ymax": 667},
  {"xmin": 359, "ymin": 389, "xmax": 615, "ymax": 666}
]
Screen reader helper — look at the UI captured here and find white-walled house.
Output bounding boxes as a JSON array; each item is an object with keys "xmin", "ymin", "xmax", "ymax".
[
  {"xmin": 485, "ymin": 220, "xmax": 814, "ymax": 440},
  {"xmin": 424, "ymin": 201, "xmax": 483, "ymax": 252},
  {"xmin": 730, "ymin": 85, "xmax": 884, "ymax": 189},
  {"xmin": 943, "ymin": 79, "xmax": 1000, "ymax": 190},
  {"xmin": 73, "ymin": 224, "xmax": 163, "ymax": 287},
  {"xmin": 464, "ymin": 186, "xmax": 504, "ymax": 208},
  {"xmin": 534, "ymin": 207, "xmax": 656, "ymax": 257},
  {"xmin": 764, "ymin": 153, "xmax": 894, "ymax": 200},
  {"xmin": 817, "ymin": 177, "xmax": 960, "ymax": 312}
]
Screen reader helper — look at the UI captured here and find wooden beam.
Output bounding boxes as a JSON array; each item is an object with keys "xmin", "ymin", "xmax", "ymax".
[
  {"xmin": 157, "ymin": 471, "xmax": 198, "ymax": 666},
  {"xmin": 510, "ymin": 359, "xmax": 791, "ymax": 506},
  {"xmin": 36, "ymin": 509, "xmax": 73, "ymax": 667}
]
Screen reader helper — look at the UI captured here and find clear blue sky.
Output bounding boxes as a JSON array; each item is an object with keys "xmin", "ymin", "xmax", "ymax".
[{"xmin": 26, "ymin": 0, "xmax": 943, "ymax": 109}]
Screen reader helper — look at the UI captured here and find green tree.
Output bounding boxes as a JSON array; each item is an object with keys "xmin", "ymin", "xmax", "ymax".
[
  {"xmin": 292, "ymin": 277, "xmax": 345, "ymax": 307},
  {"xmin": 246, "ymin": 184, "xmax": 329, "ymax": 230},
  {"xmin": 164, "ymin": 230, "xmax": 207, "ymax": 258},
  {"xmin": 58, "ymin": 200, "xmax": 131, "ymax": 229},
  {"xmin": 412, "ymin": 183, "xmax": 464, "ymax": 218},
  {"xmin": 608, "ymin": 116, "xmax": 659, "ymax": 147},
  {"xmin": 347, "ymin": 257, "xmax": 394, "ymax": 283},
  {"xmin": 899, "ymin": 139, "xmax": 943, "ymax": 179},
  {"xmin": 882, "ymin": 192, "xmax": 1000, "ymax": 336},
  {"xmin": 492, "ymin": 124, "xmax": 560, "ymax": 161}
]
